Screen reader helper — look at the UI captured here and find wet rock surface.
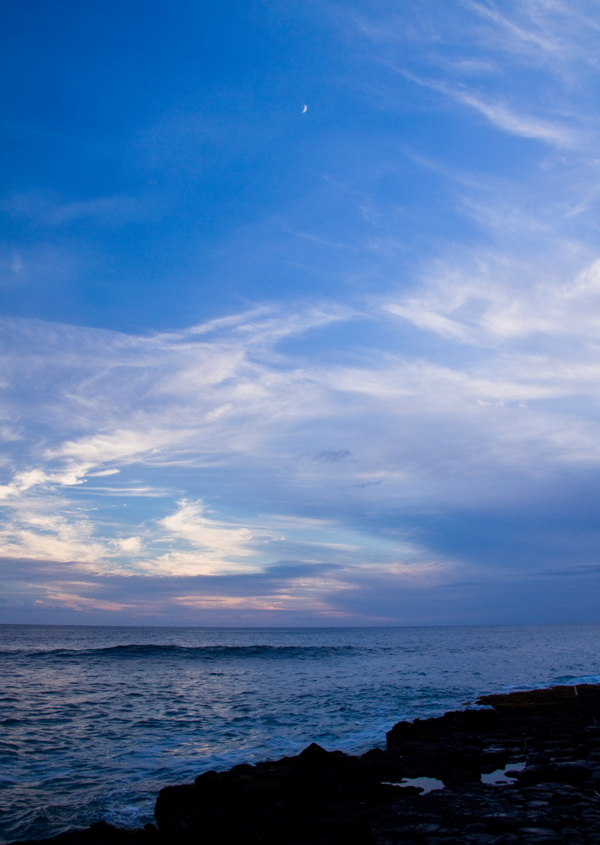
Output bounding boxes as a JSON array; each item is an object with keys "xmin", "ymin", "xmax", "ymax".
[{"xmin": 11, "ymin": 684, "xmax": 600, "ymax": 845}]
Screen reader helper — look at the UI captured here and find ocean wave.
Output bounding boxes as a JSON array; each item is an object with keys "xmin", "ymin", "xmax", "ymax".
[{"xmin": 6, "ymin": 643, "xmax": 361, "ymax": 661}]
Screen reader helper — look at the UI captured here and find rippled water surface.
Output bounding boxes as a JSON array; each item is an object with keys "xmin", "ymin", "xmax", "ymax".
[{"xmin": 1, "ymin": 624, "xmax": 600, "ymax": 843}]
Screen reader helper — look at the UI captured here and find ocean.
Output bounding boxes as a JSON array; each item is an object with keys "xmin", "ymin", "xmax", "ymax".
[{"xmin": 1, "ymin": 623, "xmax": 599, "ymax": 844}]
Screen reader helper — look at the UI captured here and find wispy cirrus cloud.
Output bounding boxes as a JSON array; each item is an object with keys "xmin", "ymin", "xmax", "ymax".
[
  {"xmin": 1, "ymin": 250, "xmax": 600, "ymax": 598},
  {"xmin": 343, "ymin": 0, "xmax": 600, "ymax": 157},
  {"xmin": 395, "ymin": 69, "xmax": 581, "ymax": 148},
  {"xmin": 462, "ymin": 0, "xmax": 600, "ymax": 73},
  {"xmin": 385, "ymin": 254, "xmax": 600, "ymax": 346},
  {"xmin": 2, "ymin": 190, "xmax": 147, "ymax": 227},
  {"xmin": 443, "ymin": 86, "xmax": 579, "ymax": 147}
]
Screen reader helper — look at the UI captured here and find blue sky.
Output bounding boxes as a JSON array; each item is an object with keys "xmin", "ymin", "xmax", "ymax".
[{"xmin": 2, "ymin": 0, "xmax": 600, "ymax": 625}]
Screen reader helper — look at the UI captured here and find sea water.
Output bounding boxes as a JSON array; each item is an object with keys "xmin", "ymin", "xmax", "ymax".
[{"xmin": 1, "ymin": 624, "xmax": 600, "ymax": 844}]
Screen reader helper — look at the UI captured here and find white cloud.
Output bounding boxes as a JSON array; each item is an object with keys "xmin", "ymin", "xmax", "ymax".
[
  {"xmin": 0, "ymin": 506, "xmax": 107, "ymax": 564},
  {"xmin": 2, "ymin": 190, "xmax": 146, "ymax": 227},
  {"xmin": 139, "ymin": 550, "xmax": 254, "ymax": 577},
  {"xmin": 117, "ymin": 536, "xmax": 142, "ymax": 553},
  {"xmin": 158, "ymin": 499, "xmax": 274, "ymax": 560},
  {"xmin": 385, "ymin": 254, "xmax": 600, "ymax": 345},
  {"xmin": 2, "ymin": 245, "xmax": 600, "ymax": 586},
  {"xmin": 348, "ymin": 0, "xmax": 600, "ymax": 157},
  {"xmin": 49, "ymin": 430, "xmax": 173, "ymax": 465},
  {"xmin": 448, "ymin": 87, "xmax": 578, "ymax": 147},
  {"xmin": 174, "ymin": 593, "xmax": 335, "ymax": 613},
  {"xmin": 36, "ymin": 590, "xmax": 135, "ymax": 613},
  {"xmin": 397, "ymin": 69, "xmax": 580, "ymax": 148},
  {"xmin": 0, "ymin": 465, "xmax": 89, "ymax": 501}
]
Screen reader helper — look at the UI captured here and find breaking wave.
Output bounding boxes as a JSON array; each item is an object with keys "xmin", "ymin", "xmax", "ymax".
[{"xmin": 11, "ymin": 643, "xmax": 361, "ymax": 661}]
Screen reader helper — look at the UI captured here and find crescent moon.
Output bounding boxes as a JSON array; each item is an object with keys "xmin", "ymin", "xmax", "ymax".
[{"xmin": 302, "ymin": 104, "xmax": 308, "ymax": 113}]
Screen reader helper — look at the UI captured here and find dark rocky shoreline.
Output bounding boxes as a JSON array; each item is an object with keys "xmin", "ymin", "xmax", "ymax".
[{"xmin": 12, "ymin": 684, "xmax": 600, "ymax": 845}]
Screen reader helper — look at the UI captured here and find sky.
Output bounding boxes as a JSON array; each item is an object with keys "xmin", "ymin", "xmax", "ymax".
[{"xmin": 2, "ymin": 0, "xmax": 600, "ymax": 626}]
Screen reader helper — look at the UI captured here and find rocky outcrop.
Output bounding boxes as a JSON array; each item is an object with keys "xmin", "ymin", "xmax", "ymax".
[{"xmin": 11, "ymin": 684, "xmax": 600, "ymax": 845}]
